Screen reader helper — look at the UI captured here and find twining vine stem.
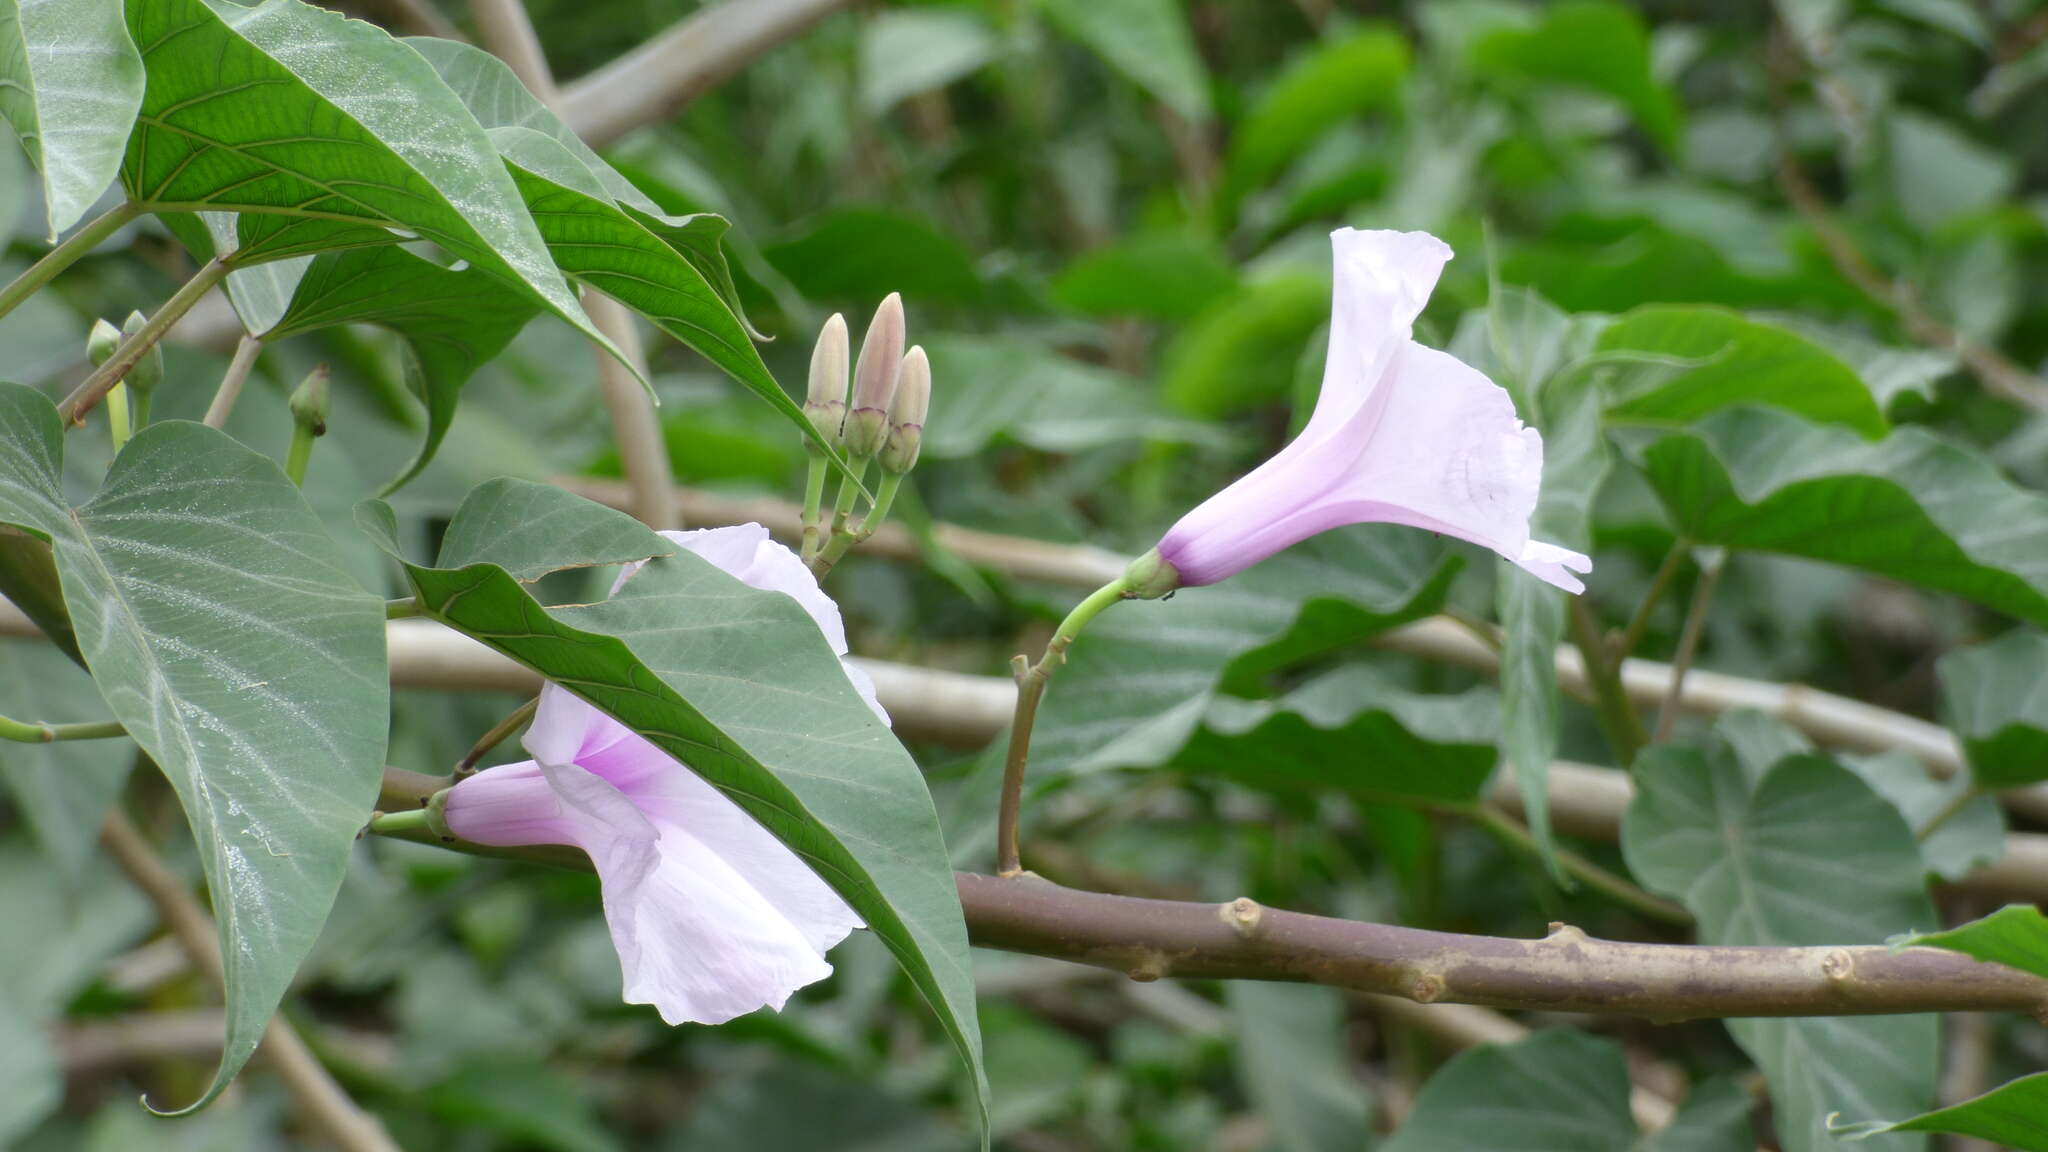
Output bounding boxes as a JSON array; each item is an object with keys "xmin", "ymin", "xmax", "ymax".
[
  {"xmin": 371, "ymin": 768, "xmax": 2048, "ymax": 1021},
  {"xmin": 59, "ymin": 256, "xmax": 230, "ymax": 426},
  {"xmin": 996, "ymin": 577, "xmax": 1134, "ymax": 876}
]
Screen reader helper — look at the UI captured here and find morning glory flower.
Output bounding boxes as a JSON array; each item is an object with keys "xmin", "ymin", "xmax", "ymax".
[
  {"xmin": 1134, "ymin": 228, "xmax": 1591, "ymax": 596},
  {"xmin": 440, "ymin": 524, "xmax": 880, "ymax": 1025}
]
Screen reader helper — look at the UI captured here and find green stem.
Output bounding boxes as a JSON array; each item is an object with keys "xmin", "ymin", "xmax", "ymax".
[
  {"xmin": 1567, "ymin": 597, "xmax": 1647, "ymax": 767},
  {"xmin": 285, "ymin": 423, "xmax": 316, "ymax": 487},
  {"xmin": 1916, "ymin": 784, "xmax": 1981, "ymax": 842},
  {"xmin": 1652, "ymin": 550, "xmax": 1727, "ymax": 744},
  {"xmin": 455, "ymin": 695, "xmax": 538, "ymax": 779},
  {"xmin": 813, "ymin": 472, "xmax": 905, "ymax": 578},
  {"xmin": 0, "ymin": 714, "xmax": 129, "ymax": 743},
  {"xmin": 1468, "ymin": 805, "xmax": 1691, "ymax": 926},
  {"xmin": 107, "ymin": 385, "xmax": 132, "ymax": 455},
  {"xmin": 829, "ymin": 456, "xmax": 869, "ymax": 534},
  {"xmin": 58, "ymin": 257, "xmax": 231, "ymax": 425},
  {"xmin": 1614, "ymin": 537, "xmax": 1689, "ymax": 664},
  {"xmin": 385, "ymin": 598, "xmax": 423, "ymax": 620},
  {"xmin": 0, "ymin": 201, "xmax": 141, "ymax": 324},
  {"xmin": 995, "ymin": 577, "xmax": 1134, "ymax": 876},
  {"xmin": 798, "ymin": 454, "xmax": 829, "ymax": 564}
]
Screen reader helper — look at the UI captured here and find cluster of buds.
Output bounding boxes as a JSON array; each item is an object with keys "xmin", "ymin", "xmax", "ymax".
[
  {"xmin": 803, "ymin": 293, "xmax": 929, "ymax": 475},
  {"xmin": 800, "ymin": 293, "xmax": 931, "ymax": 574},
  {"xmin": 88, "ymin": 310, "xmax": 161, "ymax": 450}
]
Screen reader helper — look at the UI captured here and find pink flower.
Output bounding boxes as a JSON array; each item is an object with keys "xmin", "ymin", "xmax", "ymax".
[
  {"xmin": 441, "ymin": 524, "xmax": 881, "ymax": 1025},
  {"xmin": 1147, "ymin": 228, "xmax": 1591, "ymax": 595}
]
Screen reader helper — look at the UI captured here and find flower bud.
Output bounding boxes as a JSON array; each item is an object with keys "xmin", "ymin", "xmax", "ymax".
[
  {"xmin": 802, "ymin": 313, "xmax": 849, "ymax": 453},
  {"xmin": 119, "ymin": 310, "xmax": 162, "ymax": 396},
  {"xmin": 289, "ymin": 364, "xmax": 331, "ymax": 436},
  {"xmin": 87, "ymin": 319, "xmax": 121, "ymax": 367},
  {"xmin": 878, "ymin": 345, "xmax": 928, "ymax": 475},
  {"xmin": 843, "ymin": 293, "xmax": 904, "ymax": 458}
]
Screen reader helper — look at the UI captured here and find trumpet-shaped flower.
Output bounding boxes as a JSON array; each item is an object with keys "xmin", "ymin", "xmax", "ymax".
[
  {"xmin": 441, "ymin": 524, "xmax": 880, "ymax": 1025},
  {"xmin": 1147, "ymin": 228, "xmax": 1591, "ymax": 595}
]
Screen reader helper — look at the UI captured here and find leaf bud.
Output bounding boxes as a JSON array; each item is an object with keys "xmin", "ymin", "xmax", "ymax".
[
  {"xmin": 87, "ymin": 319, "xmax": 121, "ymax": 367},
  {"xmin": 843, "ymin": 292, "xmax": 904, "ymax": 458},
  {"xmin": 119, "ymin": 310, "xmax": 161, "ymax": 396},
  {"xmin": 289, "ymin": 364, "xmax": 331, "ymax": 436},
  {"xmin": 878, "ymin": 345, "xmax": 929, "ymax": 475},
  {"xmin": 802, "ymin": 312, "xmax": 849, "ymax": 453}
]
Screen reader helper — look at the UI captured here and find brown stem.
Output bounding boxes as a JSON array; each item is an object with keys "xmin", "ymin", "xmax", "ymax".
[
  {"xmin": 100, "ymin": 811, "xmax": 399, "ymax": 1152},
  {"xmin": 454, "ymin": 695, "xmax": 537, "ymax": 779},
  {"xmin": 59, "ymin": 258, "xmax": 230, "ymax": 425},
  {"xmin": 371, "ymin": 767, "xmax": 2048, "ymax": 1022},
  {"xmin": 957, "ymin": 873, "xmax": 2048, "ymax": 1022}
]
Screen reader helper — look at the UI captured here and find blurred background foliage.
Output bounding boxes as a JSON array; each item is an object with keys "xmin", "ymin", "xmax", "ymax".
[{"xmin": 5, "ymin": 0, "xmax": 2048, "ymax": 1148}]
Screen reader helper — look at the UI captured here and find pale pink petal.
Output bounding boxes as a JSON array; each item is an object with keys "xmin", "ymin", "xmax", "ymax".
[
  {"xmin": 440, "ymin": 759, "xmax": 578, "ymax": 847},
  {"xmin": 534, "ymin": 758, "xmax": 831, "ymax": 1026},
  {"xmin": 613, "ymin": 524, "xmax": 888, "ymax": 725},
  {"xmin": 1323, "ymin": 340, "xmax": 1545, "ymax": 560},
  {"xmin": 1514, "ymin": 540, "xmax": 1593, "ymax": 594},
  {"xmin": 1299, "ymin": 228, "xmax": 1454, "ymax": 450}
]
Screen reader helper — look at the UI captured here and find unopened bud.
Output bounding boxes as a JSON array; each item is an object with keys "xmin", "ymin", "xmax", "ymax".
[
  {"xmin": 878, "ymin": 345, "xmax": 929, "ymax": 475},
  {"xmin": 289, "ymin": 365, "xmax": 331, "ymax": 435},
  {"xmin": 844, "ymin": 293, "xmax": 904, "ymax": 457},
  {"xmin": 802, "ymin": 312, "xmax": 849, "ymax": 452},
  {"xmin": 119, "ymin": 311, "xmax": 161, "ymax": 396},
  {"xmin": 87, "ymin": 319, "xmax": 121, "ymax": 367}
]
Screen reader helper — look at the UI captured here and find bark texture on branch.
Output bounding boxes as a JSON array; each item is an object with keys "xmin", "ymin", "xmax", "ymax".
[{"xmin": 957, "ymin": 874, "xmax": 2048, "ymax": 1022}]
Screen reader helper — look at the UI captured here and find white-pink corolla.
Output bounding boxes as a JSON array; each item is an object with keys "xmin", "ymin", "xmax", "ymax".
[
  {"xmin": 1133, "ymin": 228, "xmax": 1590, "ymax": 597},
  {"xmin": 440, "ymin": 524, "xmax": 880, "ymax": 1025}
]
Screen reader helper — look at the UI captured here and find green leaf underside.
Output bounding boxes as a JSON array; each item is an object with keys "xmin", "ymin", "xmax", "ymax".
[
  {"xmin": 0, "ymin": 0, "xmax": 145, "ymax": 238},
  {"xmin": 1596, "ymin": 306, "xmax": 1887, "ymax": 436},
  {"xmin": 1637, "ymin": 407, "xmax": 2048, "ymax": 626},
  {"xmin": 1623, "ymin": 727, "xmax": 1938, "ymax": 1152},
  {"xmin": 265, "ymin": 243, "xmax": 538, "ymax": 493},
  {"xmin": 1835, "ymin": 1074, "xmax": 2048, "ymax": 1150},
  {"xmin": 431, "ymin": 478, "xmax": 672, "ymax": 581},
  {"xmin": 359, "ymin": 496, "xmax": 987, "ymax": 1134},
  {"xmin": 121, "ymin": 0, "xmax": 610, "ymax": 354},
  {"xmin": 1901, "ymin": 903, "xmax": 2048, "ymax": 980},
  {"xmin": 1936, "ymin": 630, "xmax": 2048, "ymax": 788},
  {"xmin": 1383, "ymin": 1031, "xmax": 1637, "ymax": 1152},
  {"xmin": 1500, "ymin": 364, "xmax": 1607, "ymax": 880},
  {"xmin": 0, "ymin": 383, "xmax": 387, "ymax": 1112}
]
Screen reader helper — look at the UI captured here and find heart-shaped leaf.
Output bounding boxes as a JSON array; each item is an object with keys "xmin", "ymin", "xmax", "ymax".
[
  {"xmin": 0, "ymin": 383, "xmax": 388, "ymax": 1112},
  {"xmin": 0, "ymin": 0, "xmax": 144, "ymax": 238}
]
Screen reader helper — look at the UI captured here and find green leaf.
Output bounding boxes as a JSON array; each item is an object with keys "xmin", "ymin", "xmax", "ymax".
[
  {"xmin": 122, "ymin": 0, "xmax": 616, "ymax": 360},
  {"xmin": 764, "ymin": 207, "xmax": 981, "ymax": 305},
  {"xmin": 1622, "ymin": 727, "xmax": 1938, "ymax": 1152},
  {"xmin": 489, "ymin": 127, "xmax": 824, "ymax": 453},
  {"xmin": 1383, "ymin": 1031, "xmax": 1636, "ymax": 1152},
  {"xmin": 1472, "ymin": 0, "xmax": 1681, "ymax": 153},
  {"xmin": 1898, "ymin": 903, "xmax": 2048, "ymax": 980},
  {"xmin": 432, "ymin": 478, "xmax": 671, "ymax": 581},
  {"xmin": 1051, "ymin": 232, "xmax": 1239, "ymax": 322},
  {"xmin": 1843, "ymin": 751, "xmax": 2003, "ymax": 882},
  {"xmin": 0, "ymin": 383, "xmax": 388, "ymax": 1112},
  {"xmin": 1036, "ymin": 0, "xmax": 1209, "ymax": 119},
  {"xmin": 1635, "ymin": 408, "xmax": 2048, "ymax": 626},
  {"xmin": 1937, "ymin": 630, "xmax": 2048, "ymax": 788},
  {"xmin": 858, "ymin": 10, "xmax": 1000, "ymax": 115},
  {"xmin": 922, "ymin": 334, "xmax": 1225, "ymax": 459},
  {"xmin": 0, "ymin": 986, "xmax": 57, "ymax": 1147},
  {"xmin": 1173, "ymin": 666, "xmax": 1500, "ymax": 807},
  {"xmin": 1833, "ymin": 1074, "xmax": 2048, "ymax": 1150},
  {"xmin": 0, "ymin": 0, "xmax": 143, "ymax": 237},
  {"xmin": 264, "ymin": 244, "xmax": 538, "ymax": 494},
  {"xmin": 1229, "ymin": 982, "xmax": 1373, "ymax": 1152},
  {"xmin": 1499, "ymin": 363, "xmax": 1608, "ymax": 879},
  {"xmin": 1648, "ymin": 1077, "xmax": 1758, "ymax": 1152},
  {"xmin": 1225, "ymin": 25, "xmax": 1409, "ymax": 196},
  {"xmin": 1596, "ymin": 307, "xmax": 1888, "ymax": 437},
  {"xmin": 359, "ymin": 490, "xmax": 988, "ymax": 1135},
  {"xmin": 1162, "ymin": 273, "xmax": 1329, "ymax": 416},
  {"xmin": 0, "ymin": 638, "xmax": 132, "ymax": 878}
]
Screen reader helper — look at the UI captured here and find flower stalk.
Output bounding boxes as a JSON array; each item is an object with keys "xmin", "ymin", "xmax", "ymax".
[
  {"xmin": 0, "ymin": 714, "xmax": 128, "ymax": 743},
  {"xmin": 995, "ymin": 574, "xmax": 1140, "ymax": 877},
  {"xmin": 285, "ymin": 365, "xmax": 331, "ymax": 488}
]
